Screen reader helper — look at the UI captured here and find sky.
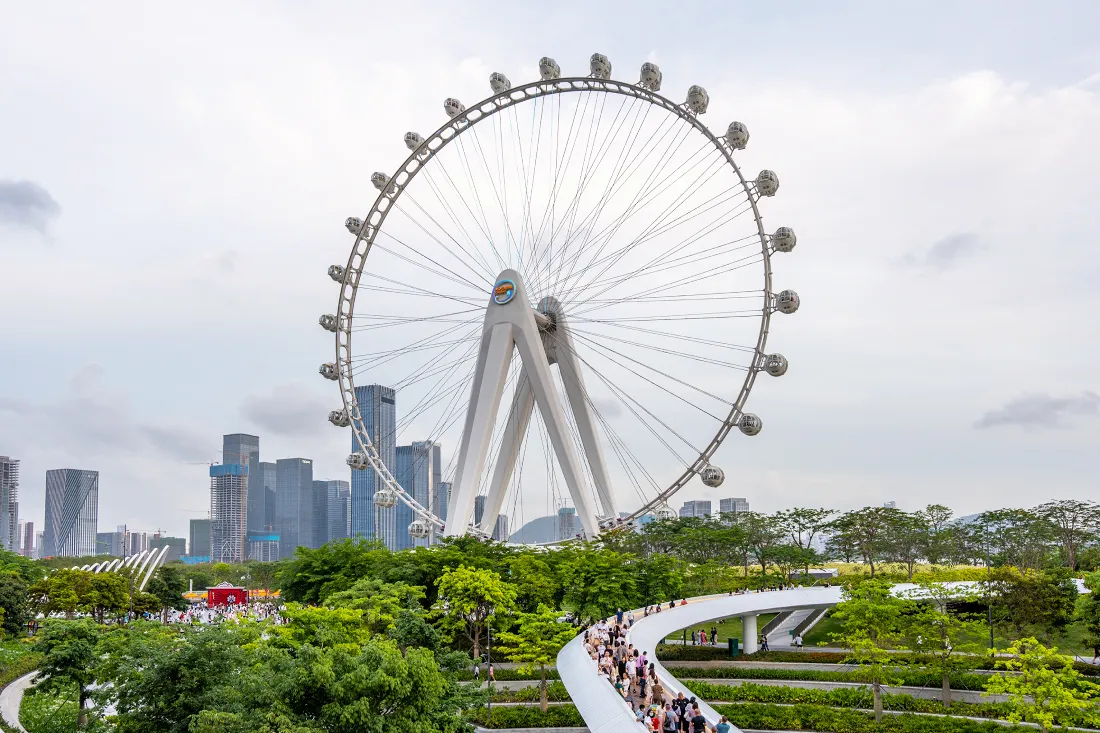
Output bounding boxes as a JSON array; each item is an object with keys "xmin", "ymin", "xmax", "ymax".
[{"xmin": 2, "ymin": 1, "xmax": 1099, "ymax": 541}]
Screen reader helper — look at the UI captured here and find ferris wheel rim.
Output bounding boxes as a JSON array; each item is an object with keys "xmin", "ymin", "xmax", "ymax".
[{"xmin": 334, "ymin": 73, "xmax": 776, "ymax": 535}]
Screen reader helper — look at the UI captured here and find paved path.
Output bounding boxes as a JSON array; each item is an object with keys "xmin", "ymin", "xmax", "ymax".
[{"xmin": 0, "ymin": 671, "xmax": 34, "ymax": 733}]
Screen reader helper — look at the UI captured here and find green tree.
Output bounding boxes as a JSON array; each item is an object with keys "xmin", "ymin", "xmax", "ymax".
[
  {"xmin": 506, "ymin": 554, "xmax": 559, "ymax": 612},
  {"xmin": 992, "ymin": 567, "xmax": 1077, "ymax": 641},
  {"xmin": 886, "ymin": 511, "xmax": 929, "ymax": 580},
  {"xmin": 902, "ymin": 581, "xmax": 988, "ymax": 707},
  {"xmin": 143, "ymin": 566, "xmax": 188, "ymax": 622},
  {"xmin": 828, "ymin": 507, "xmax": 906, "ymax": 577},
  {"xmin": 389, "ymin": 607, "xmax": 443, "ymax": 653},
  {"xmin": 1080, "ymin": 571, "xmax": 1100, "ymax": 652},
  {"xmin": 433, "ymin": 565, "xmax": 516, "ymax": 660},
  {"xmin": 636, "ymin": 553, "xmax": 686, "ymax": 604},
  {"xmin": 83, "ymin": 573, "xmax": 129, "ymax": 623},
  {"xmin": 984, "ymin": 637, "xmax": 1100, "ymax": 733},
  {"xmin": 829, "ymin": 579, "xmax": 909, "ymax": 721},
  {"xmin": 1035, "ymin": 499, "xmax": 1100, "ymax": 569},
  {"xmin": 557, "ymin": 548, "xmax": 636, "ymax": 622},
  {"xmin": 326, "ymin": 578, "xmax": 426, "ymax": 634},
  {"xmin": 917, "ymin": 504, "xmax": 956, "ymax": 565},
  {"xmin": 32, "ymin": 619, "xmax": 101, "ymax": 728},
  {"xmin": 0, "ymin": 570, "xmax": 30, "ymax": 636},
  {"xmin": 493, "ymin": 605, "xmax": 576, "ymax": 711},
  {"xmin": 28, "ymin": 568, "xmax": 86, "ymax": 618},
  {"xmin": 969, "ymin": 509, "xmax": 1053, "ymax": 572},
  {"xmin": 775, "ymin": 508, "xmax": 836, "ymax": 574}
]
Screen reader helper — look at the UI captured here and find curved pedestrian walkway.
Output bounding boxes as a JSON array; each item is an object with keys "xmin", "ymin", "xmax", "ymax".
[
  {"xmin": 0, "ymin": 671, "xmax": 34, "ymax": 732},
  {"xmin": 557, "ymin": 587, "xmax": 842, "ymax": 732}
]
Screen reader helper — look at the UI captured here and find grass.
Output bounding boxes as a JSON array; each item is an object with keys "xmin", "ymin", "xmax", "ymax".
[
  {"xmin": 20, "ymin": 686, "xmax": 107, "ymax": 733},
  {"xmin": 664, "ymin": 613, "xmax": 777, "ymax": 644}
]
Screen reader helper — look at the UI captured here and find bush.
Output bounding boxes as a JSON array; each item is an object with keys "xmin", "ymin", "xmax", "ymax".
[
  {"xmin": 456, "ymin": 667, "xmax": 560, "ymax": 682},
  {"xmin": 467, "ymin": 704, "xmax": 585, "ymax": 728},
  {"xmin": 654, "ymin": 643, "xmax": 733, "ymax": 661},
  {"xmin": 665, "ymin": 665, "xmax": 993, "ymax": 691},
  {"xmin": 490, "ymin": 681, "xmax": 571, "ymax": 702},
  {"xmin": 686, "ymin": 681, "xmax": 1018, "ymax": 720},
  {"xmin": 720, "ymin": 649, "xmax": 1099, "ymax": 676},
  {"xmin": 715, "ymin": 703, "xmax": 1040, "ymax": 732}
]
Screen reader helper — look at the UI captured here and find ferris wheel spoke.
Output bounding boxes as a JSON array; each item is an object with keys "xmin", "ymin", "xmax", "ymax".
[
  {"xmin": 560, "ymin": 154, "xmax": 735, "ymax": 301},
  {"xmin": 550, "ymin": 111, "xmax": 694, "ymax": 296},
  {"xmin": 532, "ymin": 93, "xmax": 648, "ymax": 277},
  {"xmin": 417, "ymin": 162, "xmax": 504, "ymax": 277},
  {"xmin": 563, "ymin": 328, "xmax": 731, "ymax": 415},
  {"xmin": 566, "ymin": 327, "xmax": 753, "ymax": 371},
  {"xmin": 371, "ymin": 230, "xmax": 488, "ymax": 291},
  {"xmin": 394, "ymin": 193, "xmax": 499, "ymax": 283}
]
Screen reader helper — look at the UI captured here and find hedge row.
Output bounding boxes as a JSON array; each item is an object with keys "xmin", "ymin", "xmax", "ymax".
[
  {"xmin": 490, "ymin": 681, "xmax": 571, "ymax": 703},
  {"xmin": 455, "ymin": 668, "xmax": 560, "ymax": 682},
  {"xmin": 654, "ymin": 646, "xmax": 1100, "ymax": 676},
  {"xmin": 714, "ymin": 703, "xmax": 1041, "ymax": 732},
  {"xmin": 469, "ymin": 703, "xmax": 1040, "ymax": 731},
  {"xmin": 665, "ymin": 665, "xmax": 993, "ymax": 691},
  {"xmin": 686, "ymin": 681, "xmax": 1017, "ymax": 719}
]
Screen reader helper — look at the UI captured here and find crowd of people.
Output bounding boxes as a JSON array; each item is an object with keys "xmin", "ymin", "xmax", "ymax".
[
  {"xmin": 579, "ymin": 603, "xmax": 731, "ymax": 733},
  {"xmin": 163, "ymin": 600, "xmax": 285, "ymax": 625}
]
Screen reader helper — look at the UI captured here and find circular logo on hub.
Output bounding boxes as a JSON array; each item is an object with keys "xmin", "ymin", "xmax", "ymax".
[{"xmin": 492, "ymin": 279, "xmax": 516, "ymax": 305}]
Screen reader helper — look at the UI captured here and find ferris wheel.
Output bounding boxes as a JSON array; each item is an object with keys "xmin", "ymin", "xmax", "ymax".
[{"xmin": 321, "ymin": 54, "xmax": 800, "ymax": 544}]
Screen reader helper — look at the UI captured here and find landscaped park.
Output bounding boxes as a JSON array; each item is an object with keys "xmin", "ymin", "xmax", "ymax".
[{"xmin": 1, "ymin": 502, "xmax": 1100, "ymax": 732}]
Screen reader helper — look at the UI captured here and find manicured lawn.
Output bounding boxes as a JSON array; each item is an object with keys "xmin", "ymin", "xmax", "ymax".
[{"xmin": 664, "ymin": 613, "xmax": 777, "ymax": 644}]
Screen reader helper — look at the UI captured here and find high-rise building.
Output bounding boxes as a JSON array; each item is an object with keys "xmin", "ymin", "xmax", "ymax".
[
  {"xmin": 96, "ymin": 525, "xmax": 128, "ymax": 557},
  {"xmin": 210, "ymin": 464, "xmax": 247, "ymax": 563},
  {"xmin": 719, "ymin": 497, "xmax": 750, "ymax": 514},
  {"xmin": 22, "ymin": 521, "xmax": 33, "ymax": 558},
  {"xmin": 883, "ymin": 501, "xmax": 897, "ymax": 509},
  {"xmin": 351, "ymin": 385, "xmax": 396, "ymax": 547},
  {"xmin": 396, "ymin": 441, "xmax": 441, "ymax": 548},
  {"xmin": 679, "ymin": 499, "xmax": 712, "ymax": 518},
  {"xmin": 247, "ymin": 531, "xmax": 280, "ymax": 561},
  {"xmin": 339, "ymin": 484, "xmax": 352, "ymax": 539},
  {"xmin": 474, "ymin": 495, "xmax": 486, "ymax": 528},
  {"xmin": 189, "ymin": 518, "xmax": 211, "ymax": 559},
  {"xmin": 223, "ymin": 434, "xmax": 263, "ymax": 532},
  {"xmin": 34, "ymin": 531, "xmax": 44, "ymax": 560},
  {"xmin": 325, "ymin": 479, "xmax": 350, "ymax": 544},
  {"xmin": 129, "ymin": 531, "xmax": 148, "ymax": 557},
  {"xmin": 0, "ymin": 456, "xmax": 19, "ymax": 552},
  {"xmin": 492, "ymin": 514, "xmax": 509, "ymax": 542},
  {"xmin": 16, "ymin": 521, "xmax": 24, "ymax": 554},
  {"xmin": 43, "ymin": 469, "xmax": 99, "ymax": 557},
  {"xmin": 437, "ymin": 481, "xmax": 451, "ymax": 523},
  {"xmin": 256, "ymin": 462, "xmax": 277, "ymax": 530},
  {"xmin": 276, "ymin": 458, "xmax": 314, "ymax": 558},
  {"xmin": 557, "ymin": 506, "xmax": 577, "ymax": 541},
  {"xmin": 155, "ymin": 536, "xmax": 187, "ymax": 563}
]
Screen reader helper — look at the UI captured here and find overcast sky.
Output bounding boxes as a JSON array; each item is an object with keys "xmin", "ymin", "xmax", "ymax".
[{"xmin": 2, "ymin": 1, "xmax": 1099, "ymax": 541}]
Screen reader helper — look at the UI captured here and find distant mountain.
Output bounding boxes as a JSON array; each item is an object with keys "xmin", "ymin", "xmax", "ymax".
[{"xmin": 509, "ymin": 514, "xmax": 557, "ymax": 544}]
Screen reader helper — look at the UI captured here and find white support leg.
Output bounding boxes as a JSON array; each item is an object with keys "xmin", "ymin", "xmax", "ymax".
[
  {"xmin": 742, "ymin": 613, "xmax": 759, "ymax": 654},
  {"xmin": 443, "ymin": 322, "xmax": 515, "ymax": 537},
  {"xmin": 546, "ymin": 302, "xmax": 619, "ymax": 519},
  {"xmin": 480, "ymin": 373, "xmax": 534, "ymax": 533}
]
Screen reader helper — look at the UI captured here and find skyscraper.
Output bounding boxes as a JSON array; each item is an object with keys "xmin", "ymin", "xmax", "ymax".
[
  {"xmin": 339, "ymin": 483, "xmax": 351, "ymax": 539},
  {"xmin": 223, "ymin": 434, "xmax": 263, "ymax": 532},
  {"xmin": 189, "ymin": 518, "xmax": 212, "ymax": 559},
  {"xmin": 210, "ymin": 464, "xmax": 247, "ymax": 563},
  {"xmin": 276, "ymin": 458, "xmax": 314, "ymax": 558},
  {"xmin": 0, "ymin": 456, "xmax": 19, "ymax": 552},
  {"xmin": 22, "ymin": 521, "xmax": 33, "ymax": 558},
  {"xmin": 474, "ymin": 495, "xmax": 486, "ymax": 527},
  {"xmin": 34, "ymin": 531, "xmax": 44, "ymax": 560},
  {"xmin": 43, "ymin": 469, "xmax": 99, "ymax": 557},
  {"xmin": 256, "ymin": 462, "xmax": 277, "ymax": 530},
  {"xmin": 679, "ymin": 499, "xmax": 712, "ymax": 518},
  {"xmin": 325, "ymin": 479, "xmax": 350, "ymax": 544},
  {"xmin": 719, "ymin": 497, "xmax": 750, "ymax": 514},
  {"xmin": 557, "ymin": 506, "xmax": 577, "ymax": 541},
  {"xmin": 351, "ymin": 384, "xmax": 396, "ymax": 548},
  {"xmin": 492, "ymin": 514, "xmax": 509, "ymax": 542},
  {"xmin": 436, "ymin": 481, "xmax": 451, "ymax": 523},
  {"xmin": 396, "ymin": 441, "xmax": 441, "ymax": 549}
]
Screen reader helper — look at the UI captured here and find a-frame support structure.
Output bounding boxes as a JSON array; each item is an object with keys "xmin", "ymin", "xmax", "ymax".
[{"xmin": 443, "ymin": 269, "xmax": 618, "ymax": 539}]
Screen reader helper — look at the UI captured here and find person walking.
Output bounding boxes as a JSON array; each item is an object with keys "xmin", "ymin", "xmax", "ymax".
[
  {"xmin": 711, "ymin": 626, "xmax": 718, "ymax": 646},
  {"xmin": 794, "ymin": 633, "xmax": 804, "ymax": 651},
  {"xmin": 716, "ymin": 715, "xmax": 732, "ymax": 733},
  {"xmin": 488, "ymin": 663, "xmax": 495, "ymax": 683}
]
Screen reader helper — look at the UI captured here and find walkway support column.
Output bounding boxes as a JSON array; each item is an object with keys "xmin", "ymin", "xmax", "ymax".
[{"xmin": 742, "ymin": 613, "xmax": 758, "ymax": 654}]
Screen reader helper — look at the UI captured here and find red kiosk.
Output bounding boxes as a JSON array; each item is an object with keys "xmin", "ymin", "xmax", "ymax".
[{"xmin": 207, "ymin": 581, "xmax": 248, "ymax": 606}]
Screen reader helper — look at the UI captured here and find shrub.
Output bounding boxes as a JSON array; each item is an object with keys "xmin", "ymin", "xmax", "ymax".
[
  {"xmin": 715, "ymin": 703, "xmax": 1042, "ymax": 732},
  {"xmin": 467, "ymin": 703, "xmax": 585, "ymax": 728},
  {"xmin": 665, "ymin": 665, "xmax": 993, "ymax": 690}
]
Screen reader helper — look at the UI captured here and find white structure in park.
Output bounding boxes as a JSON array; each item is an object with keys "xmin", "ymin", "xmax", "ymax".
[
  {"xmin": 70, "ymin": 545, "xmax": 172, "ymax": 593},
  {"xmin": 322, "ymin": 52, "xmax": 801, "ymax": 544}
]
